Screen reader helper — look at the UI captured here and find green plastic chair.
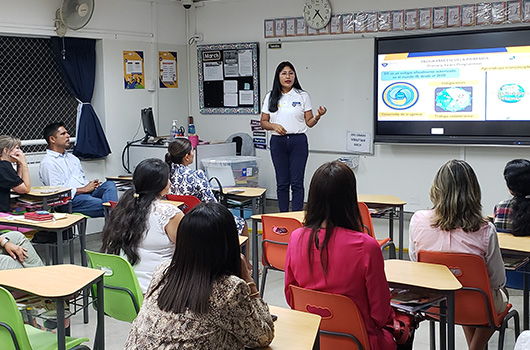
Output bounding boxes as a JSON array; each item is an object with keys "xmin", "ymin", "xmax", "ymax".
[
  {"xmin": 0, "ymin": 286, "xmax": 89, "ymax": 350},
  {"xmin": 84, "ymin": 250, "xmax": 144, "ymax": 323}
]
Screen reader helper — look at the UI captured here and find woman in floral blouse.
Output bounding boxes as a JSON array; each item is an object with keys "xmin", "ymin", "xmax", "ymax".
[
  {"xmin": 166, "ymin": 138, "xmax": 248, "ymax": 237},
  {"xmin": 125, "ymin": 202, "xmax": 274, "ymax": 350}
]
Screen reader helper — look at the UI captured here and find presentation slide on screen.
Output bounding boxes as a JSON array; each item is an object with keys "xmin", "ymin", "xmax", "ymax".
[{"xmin": 377, "ymin": 46, "xmax": 530, "ymax": 122}]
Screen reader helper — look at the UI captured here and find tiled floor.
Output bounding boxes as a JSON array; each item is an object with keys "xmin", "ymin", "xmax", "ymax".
[{"xmin": 40, "ymin": 202, "xmax": 523, "ymax": 349}]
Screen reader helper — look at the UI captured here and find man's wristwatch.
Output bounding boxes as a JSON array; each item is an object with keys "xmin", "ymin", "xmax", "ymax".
[{"xmin": 1, "ymin": 236, "xmax": 10, "ymax": 248}]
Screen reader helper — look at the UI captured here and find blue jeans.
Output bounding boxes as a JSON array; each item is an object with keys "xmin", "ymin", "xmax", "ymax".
[
  {"xmin": 270, "ymin": 134, "xmax": 309, "ymax": 212},
  {"xmin": 72, "ymin": 181, "xmax": 118, "ymax": 217}
]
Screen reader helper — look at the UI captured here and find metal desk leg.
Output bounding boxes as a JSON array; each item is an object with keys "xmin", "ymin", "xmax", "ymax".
[
  {"xmin": 57, "ymin": 296, "xmax": 66, "ymax": 350},
  {"xmin": 251, "ymin": 198, "xmax": 258, "ymax": 215},
  {"xmin": 78, "ymin": 219, "xmax": 89, "ymax": 324},
  {"xmin": 447, "ymin": 291, "xmax": 456, "ymax": 350},
  {"xmin": 388, "ymin": 208, "xmax": 394, "ymax": 242},
  {"xmin": 252, "ymin": 218, "xmax": 260, "ymax": 286},
  {"xmin": 429, "ymin": 321, "xmax": 436, "ymax": 350},
  {"xmin": 79, "ymin": 219, "xmax": 87, "ymax": 267},
  {"xmin": 260, "ymin": 193, "xmax": 266, "ymax": 214},
  {"xmin": 398, "ymin": 204, "xmax": 404, "ymax": 260},
  {"xmin": 95, "ymin": 277, "xmax": 105, "ymax": 350},
  {"xmin": 440, "ymin": 299, "xmax": 447, "ymax": 350},
  {"xmin": 523, "ymin": 272, "xmax": 530, "ymax": 331},
  {"xmin": 57, "ymin": 229, "xmax": 64, "ymax": 264}
]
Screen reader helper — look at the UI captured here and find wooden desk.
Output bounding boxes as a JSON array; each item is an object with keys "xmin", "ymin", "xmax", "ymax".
[
  {"xmin": 250, "ymin": 211, "xmax": 305, "ymax": 283},
  {"xmin": 18, "ymin": 187, "xmax": 72, "ymax": 212},
  {"xmin": 105, "ymin": 175, "xmax": 132, "ymax": 182},
  {"xmin": 265, "ymin": 305, "xmax": 321, "ymax": 350},
  {"xmin": 498, "ymin": 232, "xmax": 530, "ymax": 329},
  {"xmin": 385, "ymin": 260, "xmax": 462, "ymax": 350},
  {"xmin": 0, "ymin": 265, "xmax": 105, "ymax": 350},
  {"xmin": 218, "ymin": 187, "xmax": 266, "ymax": 216},
  {"xmin": 0, "ymin": 214, "xmax": 87, "ymax": 266},
  {"xmin": 105, "ymin": 175, "xmax": 133, "ymax": 192},
  {"xmin": 358, "ymin": 194, "xmax": 407, "ymax": 259}
]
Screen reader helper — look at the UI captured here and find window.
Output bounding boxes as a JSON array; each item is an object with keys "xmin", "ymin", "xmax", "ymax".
[{"xmin": 0, "ymin": 35, "xmax": 77, "ymax": 153}]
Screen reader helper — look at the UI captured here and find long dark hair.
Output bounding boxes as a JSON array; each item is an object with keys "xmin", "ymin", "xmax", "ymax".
[
  {"xmin": 165, "ymin": 138, "xmax": 192, "ymax": 166},
  {"xmin": 101, "ymin": 158, "xmax": 170, "ymax": 265},
  {"xmin": 430, "ymin": 159, "xmax": 487, "ymax": 232},
  {"xmin": 504, "ymin": 159, "xmax": 530, "ymax": 236},
  {"xmin": 150, "ymin": 202, "xmax": 241, "ymax": 314},
  {"xmin": 268, "ymin": 61, "xmax": 303, "ymax": 113},
  {"xmin": 304, "ymin": 161, "xmax": 363, "ymax": 274}
]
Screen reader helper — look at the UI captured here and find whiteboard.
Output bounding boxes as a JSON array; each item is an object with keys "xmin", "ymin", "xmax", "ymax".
[{"xmin": 266, "ymin": 38, "xmax": 374, "ymax": 153}]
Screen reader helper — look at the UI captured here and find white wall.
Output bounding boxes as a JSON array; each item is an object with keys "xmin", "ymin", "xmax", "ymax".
[
  {"xmin": 188, "ymin": 0, "xmax": 529, "ymax": 214},
  {"xmin": 1, "ymin": 0, "xmax": 188, "ymax": 179}
]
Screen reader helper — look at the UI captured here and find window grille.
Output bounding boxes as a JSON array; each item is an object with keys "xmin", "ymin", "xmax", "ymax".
[{"xmin": 0, "ymin": 35, "xmax": 77, "ymax": 153}]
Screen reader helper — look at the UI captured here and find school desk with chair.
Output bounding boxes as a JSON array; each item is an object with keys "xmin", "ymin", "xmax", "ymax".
[
  {"xmin": 497, "ymin": 232, "xmax": 530, "ymax": 330},
  {"xmin": 0, "ymin": 264, "xmax": 105, "ymax": 350}
]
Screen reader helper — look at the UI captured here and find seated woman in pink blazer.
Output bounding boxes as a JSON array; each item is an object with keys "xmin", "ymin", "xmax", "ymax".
[{"xmin": 284, "ymin": 161, "xmax": 400, "ymax": 350}]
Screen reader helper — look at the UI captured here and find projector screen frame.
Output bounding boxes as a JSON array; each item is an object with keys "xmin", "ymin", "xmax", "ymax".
[{"xmin": 374, "ymin": 26, "xmax": 530, "ymax": 146}]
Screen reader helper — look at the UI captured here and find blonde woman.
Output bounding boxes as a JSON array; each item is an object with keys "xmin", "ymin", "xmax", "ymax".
[
  {"xmin": 0, "ymin": 135, "xmax": 30, "ymax": 212},
  {"xmin": 409, "ymin": 159, "xmax": 507, "ymax": 350},
  {"xmin": 0, "ymin": 135, "xmax": 43, "ymax": 270}
]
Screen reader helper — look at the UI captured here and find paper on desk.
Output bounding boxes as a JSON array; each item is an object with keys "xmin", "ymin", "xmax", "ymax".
[{"xmin": 31, "ymin": 186, "xmax": 67, "ymax": 194}]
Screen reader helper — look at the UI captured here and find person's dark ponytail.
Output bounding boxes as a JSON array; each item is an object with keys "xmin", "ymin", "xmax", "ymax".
[{"xmin": 167, "ymin": 138, "xmax": 192, "ymax": 165}]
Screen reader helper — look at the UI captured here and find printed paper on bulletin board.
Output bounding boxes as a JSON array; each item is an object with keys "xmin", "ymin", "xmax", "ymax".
[
  {"xmin": 123, "ymin": 51, "xmax": 145, "ymax": 89},
  {"xmin": 159, "ymin": 51, "xmax": 178, "ymax": 88}
]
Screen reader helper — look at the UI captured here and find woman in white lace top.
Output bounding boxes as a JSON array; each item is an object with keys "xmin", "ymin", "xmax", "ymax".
[{"xmin": 101, "ymin": 158, "xmax": 184, "ymax": 293}]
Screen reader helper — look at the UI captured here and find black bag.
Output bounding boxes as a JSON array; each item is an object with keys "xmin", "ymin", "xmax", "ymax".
[{"xmin": 209, "ymin": 177, "xmax": 227, "ymax": 206}]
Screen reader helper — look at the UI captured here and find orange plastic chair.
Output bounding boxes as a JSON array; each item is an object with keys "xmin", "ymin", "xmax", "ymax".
[
  {"xmin": 418, "ymin": 251, "xmax": 520, "ymax": 350},
  {"xmin": 358, "ymin": 202, "xmax": 396, "ymax": 259},
  {"xmin": 289, "ymin": 285, "xmax": 371, "ymax": 350},
  {"xmin": 166, "ymin": 194, "xmax": 201, "ymax": 214},
  {"xmin": 260, "ymin": 215, "xmax": 303, "ymax": 296}
]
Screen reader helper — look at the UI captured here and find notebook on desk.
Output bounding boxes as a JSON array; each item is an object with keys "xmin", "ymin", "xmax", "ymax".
[{"xmin": 503, "ymin": 254, "xmax": 530, "ymax": 271}]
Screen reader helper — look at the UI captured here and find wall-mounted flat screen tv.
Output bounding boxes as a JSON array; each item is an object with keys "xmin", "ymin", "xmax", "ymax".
[{"xmin": 375, "ymin": 28, "xmax": 530, "ymax": 145}]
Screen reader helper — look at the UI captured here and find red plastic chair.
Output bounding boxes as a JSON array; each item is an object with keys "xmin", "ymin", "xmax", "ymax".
[
  {"xmin": 289, "ymin": 285, "xmax": 371, "ymax": 350},
  {"xmin": 260, "ymin": 215, "xmax": 303, "ymax": 296},
  {"xmin": 166, "ymin": 194, "xmax": 201, "ymax": 214},
  {"xmin": 358, "ymin": 202, "xmax": 396, "ymax": 259},
  {"xmin": 418, "ymin": 251, "xmax": 520, "ymax": 350}
]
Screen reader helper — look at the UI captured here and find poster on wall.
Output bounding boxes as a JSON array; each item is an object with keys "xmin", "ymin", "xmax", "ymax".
[
  {"xmin": 159, "ymin": 51, "xmax": 178, "ymax": 88},
  {"xmin": 123, "ymin": 51, "xmax": 145, "ymax": 89},
  {"xmin": 251, "ymin": 119, "xmax": 267, "ymax": 150}
]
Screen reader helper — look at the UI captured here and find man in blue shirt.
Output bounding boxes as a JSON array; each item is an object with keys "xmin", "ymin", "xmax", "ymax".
[{"xmin": 39, "ymin": 122, "xmax": 117, "ymax": 217}]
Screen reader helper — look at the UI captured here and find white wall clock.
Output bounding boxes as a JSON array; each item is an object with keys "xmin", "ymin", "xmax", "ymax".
[{"xmin": 303, "ymin": 0, "xmax": 332, "ymax": 30}]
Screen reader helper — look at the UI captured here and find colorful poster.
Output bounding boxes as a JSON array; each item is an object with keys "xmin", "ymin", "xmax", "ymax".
[
  {"xmin": 123, "ymin": 51, "xmax": 145, "ymax": 90},
  {"xmin": 159, "ymin": 51, "xmax": 178, "ymax": 88}
]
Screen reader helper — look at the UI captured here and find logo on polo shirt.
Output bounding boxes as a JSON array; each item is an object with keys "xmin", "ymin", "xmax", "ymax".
[{"xmin": 292, "ymin": 101, "xmax": 301, "ymax": 107}]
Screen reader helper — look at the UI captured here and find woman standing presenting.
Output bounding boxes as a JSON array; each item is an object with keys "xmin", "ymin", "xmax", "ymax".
[{"xmin": 261, "ymin": 61, "xmax": 327, "ymax": 212}]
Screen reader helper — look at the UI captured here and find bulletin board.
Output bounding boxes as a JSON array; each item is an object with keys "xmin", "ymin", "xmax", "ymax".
[{"xmin": 197, "ymin": 42, "xmax": 259, "ymax": 114}]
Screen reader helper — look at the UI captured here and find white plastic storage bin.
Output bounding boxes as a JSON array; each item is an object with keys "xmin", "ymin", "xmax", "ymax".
[{"xmin": 201, "ymin": 156, "xmax": 260, "ymax": 188}]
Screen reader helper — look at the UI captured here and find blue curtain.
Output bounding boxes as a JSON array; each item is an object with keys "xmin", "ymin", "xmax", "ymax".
[{"xmin": 50, "ymin": 37, "xmax": 111, "ymax": 159}]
